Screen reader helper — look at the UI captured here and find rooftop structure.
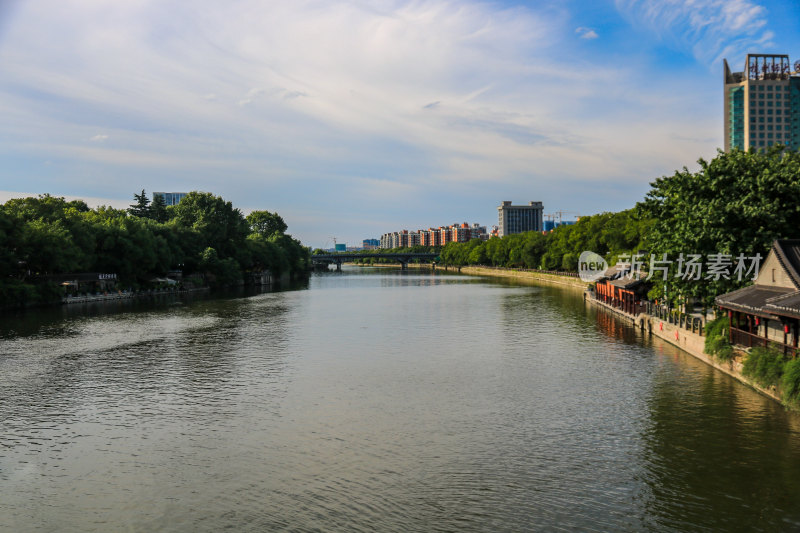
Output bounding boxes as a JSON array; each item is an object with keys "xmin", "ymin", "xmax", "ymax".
[{"xmin": 724, "ymin": 54, "xmax": 800, "ymax": 151}]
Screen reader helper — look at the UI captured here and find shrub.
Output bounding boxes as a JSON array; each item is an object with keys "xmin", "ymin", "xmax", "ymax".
[
  {"xmin": 782, "ymin": 358, "xmax": 800, "ymax": 405},
  {"xmin": 704, "ymin": 316, "xmax": 733, "ymax": 361},
  {"xmin": 743, "ymin": 346, "xmax": 787, "ymax": 388}
]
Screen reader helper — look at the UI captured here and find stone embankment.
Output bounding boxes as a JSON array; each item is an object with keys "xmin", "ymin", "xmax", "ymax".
[
  {"xmin": 460, "ymin": 266, "xmax": 588, "ymax": 289},
  {"xmin": 62, "ymin": 287, "xmax": 209, "ymax": 305},
  {"xmin": 454, "ymin": 264, "xmax": 785, "ymax": 406},
  {"xmin": 588, "ymin": 294, "xmax": 783, "ymax": 405}
]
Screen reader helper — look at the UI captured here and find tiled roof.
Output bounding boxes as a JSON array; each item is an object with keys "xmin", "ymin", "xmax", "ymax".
[
  {"xmin": 715, "ymin": 240, "xmax": 800, "ymax": 319},
  {"xmin": 765, "ymin": 290, "xmax": 800, "ymax": 319},
  {"xmin": 715, "ymin": 284, "xmax": 794, "ymax": 317},
  {"xmin": 773, "ymin": 239, "xmax": 800, "ymax": 289},
  {"xmin": 609, "ymin": 276, "xmax": 645, "ymax": 290},
  {"xmin": 602, "ymin": 264, "xmax": 626, "ymax": 279}
]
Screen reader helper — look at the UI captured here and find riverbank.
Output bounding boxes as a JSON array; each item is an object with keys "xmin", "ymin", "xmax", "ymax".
[
  {"xmin": 460, "ymin": 266, "xmax": 588, "ymax": 289},
  {"xmin": 459, "ymin": 264, "xmax": 787, "ymax": 407},
  {"xmin": 62, "ymin": 286, "xmax": 210, "ymax": 305},
  {"xmin": 588, "ymin": 294, "xmax": 785, "ymax": 405}
]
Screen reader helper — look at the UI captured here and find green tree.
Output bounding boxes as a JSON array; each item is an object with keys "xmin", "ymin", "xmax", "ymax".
[
  {"xmin": 170, "ymin": 192, "xmax": 249, "ymax": 260},
  {"xmin": 247, "ymin": 234, "xmax": 290, "ymax": 274},
  {"xmin": 247, "ymin": 210, "xmax": 287, "ymax": 237},
  {"xmin": 468, "ymin": 241, "xmax": 488, "ymax": 265},
  {"xmin": 128, "ymin": 189, "xmax": 151, "ymax": 218},
  {"xmin": 640, "ymin": 148, "xmax": 800, "ymax": 308},
  {"xmin": 150, "ymin": 193, "xmax": 169, "ymax": 223},
  {"xmin": 3, "ymin": 194, "xmax": 89, "ymax": 223},
  {"xmin": 17, "ymin": 220, "xmax": 83, "ymax": 277}
]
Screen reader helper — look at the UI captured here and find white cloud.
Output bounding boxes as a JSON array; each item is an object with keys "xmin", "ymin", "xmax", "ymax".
[
  {"xmin": 0, "ymin": 0, "xmax": 725, "ymax": 246},
  {"xmin": 615, "ymin": 0, "xmax": 773, "ymax": 65}
]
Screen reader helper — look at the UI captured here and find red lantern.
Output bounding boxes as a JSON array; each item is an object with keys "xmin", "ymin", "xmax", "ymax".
[
  {"xmin": 785, "ymin": 325, "xmax": 790, "ymax": 334},
  {"xmin": 755, "ymin": 317, "xmax": 760, "ymax": 326}
]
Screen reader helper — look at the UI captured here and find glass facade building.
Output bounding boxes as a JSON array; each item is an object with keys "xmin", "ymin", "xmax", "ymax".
[
  {"xmin": 152, "ymin": 192, "xmax": 188, "ymax": 206},
  {"xmin": 724, "ymin": 54, "xmax": 800, "ymax": 152}
]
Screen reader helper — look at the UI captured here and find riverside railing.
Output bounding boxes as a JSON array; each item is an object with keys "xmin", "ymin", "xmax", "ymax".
[
  {"xmin": 730, "ymin": 328, "xmax": 799, "ymax": 358},
  {"xmin": 645, "ymin": 302, "xmax": 705, "ymax": 336}
]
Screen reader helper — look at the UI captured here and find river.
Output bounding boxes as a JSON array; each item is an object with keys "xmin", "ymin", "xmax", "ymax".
[{"xmin": 2, "ymin": 267, "xmax": 800, "ymax": 532}]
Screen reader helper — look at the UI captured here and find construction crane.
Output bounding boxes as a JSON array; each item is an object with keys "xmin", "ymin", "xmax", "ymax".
[{"xmin": 544, "ymin": 211, "xmax": 581, "ymax": 224}]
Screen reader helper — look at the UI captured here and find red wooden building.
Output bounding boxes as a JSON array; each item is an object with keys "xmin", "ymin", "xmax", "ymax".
[{"xmin": 594, "ymin": 264, "xmax": 649, "ymax": 316}]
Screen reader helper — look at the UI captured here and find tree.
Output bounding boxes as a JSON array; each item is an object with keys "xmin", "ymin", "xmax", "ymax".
[
  {"xmin": 247, "ymin": 210, "xmax": 287, "ymax": 237},
  {"xmin": 2, "ymin": 194, "xmax": 89, "ymax": 223},
  {"xmin": 170, "ymin": 192, "xmax": 249, "ymax": 260},
  {"xmin": 150, "ymin": 193, "xmax": 168, "ymax": 223},
  {"xmin": 17, "ymin": 220, "xmax": 82, "ymax": 277},
  {"xmin": 128, "ymin": 189, "xmax": 151, "ymax": 218},
  {"xmin": 639, "ymin": 147, "xmax": 800, "ymax": 308},
  {"xmin": 198, "ymin": 246, "xmax": 242, "ymax": 286}
]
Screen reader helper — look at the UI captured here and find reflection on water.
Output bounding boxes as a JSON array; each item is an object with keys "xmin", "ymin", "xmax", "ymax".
[{"xmin": 2, "ymin": 267, "xmax": 800, "ymax": 531}]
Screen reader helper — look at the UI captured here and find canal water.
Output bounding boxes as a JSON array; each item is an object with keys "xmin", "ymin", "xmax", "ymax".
[{"xmin": 2, "ymin": 267, "xmax": 800, "ymax": 532}]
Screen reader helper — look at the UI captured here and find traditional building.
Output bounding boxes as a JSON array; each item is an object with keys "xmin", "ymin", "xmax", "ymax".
[
  {"xmin": 594, "ymin": 264, "xmax": 649, "ymax": 316},
  {"xmin": 715, "ymin": 240, "xmax": 800, "ymax": 356}
]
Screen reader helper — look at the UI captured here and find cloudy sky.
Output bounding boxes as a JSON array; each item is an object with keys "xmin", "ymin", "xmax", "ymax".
[{"xmin": 1, "ymin": 0, "xmax": 799, "ymax": 248}]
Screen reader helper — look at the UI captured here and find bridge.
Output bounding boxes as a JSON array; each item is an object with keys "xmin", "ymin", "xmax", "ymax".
[{"xmin": 311, "ymin": 252, "xmax": 439, "ymax": 271}]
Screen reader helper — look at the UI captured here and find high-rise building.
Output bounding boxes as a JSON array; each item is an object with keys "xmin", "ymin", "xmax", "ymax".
[
  {"xmin": 153, "ymin": 192, "xmax": 188, "ymax": 206},
  {"xmin": 724, "ymin": 54, "xmax": 800, "ymax": 152},
  {"xmin": 497, "ymin": 201, "xmax": 543, "ymax": 237}
]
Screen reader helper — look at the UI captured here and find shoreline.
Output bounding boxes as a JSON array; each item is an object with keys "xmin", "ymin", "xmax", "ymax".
[
  {"xmin": 455, "ymin": 264, "xmax": 789, "ymax": 408},
  {"xmin": 460, "ymin": 266, "xmax": 587, "ymax": 289},
  {"xmin": 62, "ymin": 286, "xmax": 210, "ymax": 305},
  {"xmin": 587, "ymin": 294, "xmax": 785, "ymax": 405}
]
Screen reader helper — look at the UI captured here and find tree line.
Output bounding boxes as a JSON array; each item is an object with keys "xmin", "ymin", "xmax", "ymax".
[
  {"xmin": 0, "ymin": 191, "xmax": 310, "ymax": 307},
  {"xmin": 437, "ymin": 147, "xmax": 800, "ymax": 309}
]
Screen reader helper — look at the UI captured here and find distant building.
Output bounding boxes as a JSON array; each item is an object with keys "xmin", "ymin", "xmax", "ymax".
[
  {"xmin": 724, "ymin": 53, "xmax": 800, "ymax": 152},
  {"xmin": 497, "ymin": 201, "xmax": 543, "ymax": 237},
  {"xmin": 543, "ymin": 219, "xmax": 577, "ymax": 232},
  {"xmin": 363, "ymin": 239, "xmax": 380, "ymax": 250},
  {"xmin": 380, "ymin": 222, "xmax": 487, "ymax": 249},
  {"xmin": 335, "ymin": 243, "xmax": 347, "ymax": 252},
  {"xmin": 153, "ymin": 192, "xmax": 188, "ymax": 206}
]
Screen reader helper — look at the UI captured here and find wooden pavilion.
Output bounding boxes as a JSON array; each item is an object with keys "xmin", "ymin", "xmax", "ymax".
[{"xmin": 715, "ymin": 240, "xmax": 800, "ymax": 357}]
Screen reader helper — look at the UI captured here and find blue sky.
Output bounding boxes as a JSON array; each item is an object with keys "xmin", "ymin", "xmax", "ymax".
[{"xmin": 1, "ymin": 0, "xmax": 799, "ymax": 248}]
